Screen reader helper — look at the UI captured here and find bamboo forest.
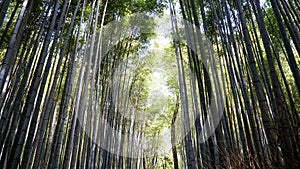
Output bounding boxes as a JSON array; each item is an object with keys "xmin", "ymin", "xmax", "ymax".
[{"xmin": 0, "ymin": 0, "xmax": 300, "ymax": 168}]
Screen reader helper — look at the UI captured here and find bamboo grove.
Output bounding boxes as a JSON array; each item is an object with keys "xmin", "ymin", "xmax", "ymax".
[{"xmin": 0, "ymin": 0, "xmax": 299, "ymax": 168}]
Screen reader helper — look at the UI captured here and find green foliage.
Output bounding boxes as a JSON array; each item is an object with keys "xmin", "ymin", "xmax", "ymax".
[
  {"xmin": 132, "ymin": 0, "xmax": 167, "ymax": 14},
  {"xmin": 264, "ymin": 7, "xmax": 282, "ymax": 52}
]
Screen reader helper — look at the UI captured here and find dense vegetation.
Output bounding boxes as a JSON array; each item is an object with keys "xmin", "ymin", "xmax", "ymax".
[{"xmin": 0, "ymin": 0, "xmax": 299, "ymax": 168}]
